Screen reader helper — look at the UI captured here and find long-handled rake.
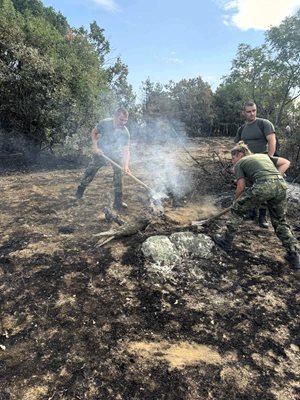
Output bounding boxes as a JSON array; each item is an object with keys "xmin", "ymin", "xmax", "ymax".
[
  {"xmin": 101, "ymin": 153, "xmax": 167, "ymax": 212},
  {"xmin": 191, "ymin": 206, "xmax": 232, "ymax": 226},
  {"xmin": 102, "ymin": 154, "xmax": 153, "ymax": 192}
]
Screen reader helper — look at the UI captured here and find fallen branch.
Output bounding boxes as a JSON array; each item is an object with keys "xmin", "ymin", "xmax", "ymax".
[
  {"xmin": 96, "ymin": 235, "xmax": 115, "ymax": 247},
  {"xmin": 94, "ymin": 219, "xmax": 150, "ymax": 246},
  {"xmin": 95, "ymin": 220, "xmax": 149, "ymax": 238},
  {"xmin": 94, "ymin": 205, "xmax": 233, "ymax": 247},
  {"xmin": 93, "ymin": 218, "xmax": 200, "ymax": 247}
]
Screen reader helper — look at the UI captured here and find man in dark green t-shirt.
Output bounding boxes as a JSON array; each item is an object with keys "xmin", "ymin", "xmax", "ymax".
[
  {"xmin": 234, "ymin": 101, "xmax": 277, "ymax": 156},
  {"xmin": 214, "ymin": 142, "xmax": 299, "ymax": 269},
  {"xmin": 75, "ymin": 107, "xmax": 130, "ymax": 210},
  {"xmin": 234, "ymin": 101, "xmax": 278, "ymax": 228}
]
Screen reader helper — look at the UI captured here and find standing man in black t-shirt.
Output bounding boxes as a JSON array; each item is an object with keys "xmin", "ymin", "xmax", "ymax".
[
  {"xmin": 75, "ymin": 107, "xmax": 130, "ymax": 210},
  {"xmin": 234, "ymin": 101, "xmax": 279, "ymax": 228}
]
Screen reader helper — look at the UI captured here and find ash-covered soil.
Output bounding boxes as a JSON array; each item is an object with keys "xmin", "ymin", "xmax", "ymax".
[{"xmin": 0, "ymin": 138, "xmax": 299, "ymax": 400}]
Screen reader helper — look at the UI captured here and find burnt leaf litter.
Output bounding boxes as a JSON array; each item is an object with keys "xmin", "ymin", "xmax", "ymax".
[{"xmin": 0, "ymin": 138, "xmax": 300, "ymax": 399}]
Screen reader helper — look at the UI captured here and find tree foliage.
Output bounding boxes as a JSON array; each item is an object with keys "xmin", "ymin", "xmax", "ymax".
[
  {"xmin": 140, "ymin": 77, "xmax": 215, "ymax": 139},
  {"xmin": 168, "ymin": 77, "xmax": 214, "ymax": 136},
  {"xmin": 213, "ymin": 81, "xmax": 245, "ymax": 136},
  {"xmin": 1, "ymin": 0, "xmax": 299, "ymax": 162},
  {"xmin": 139, "ymin": 11, "xmax": 300, "ymax": 141},
  {"xmin": 0, "ymin": 0, "xmax": 134, "ymax": 159},
  {"xmin": 215, "ymin": 10, "xmax": 300, "ymax": 133}
]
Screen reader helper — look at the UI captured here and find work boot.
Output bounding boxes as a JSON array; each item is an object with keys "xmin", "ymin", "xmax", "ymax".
[
  {"xmin": 113, "ymin": 201, "xmax": 128, "ymax": 210},
  {"xmin": 285, "ymin": 251, "xmax": 300, "ymax": 269},
  {"xmin": 244, "ymin": 208, "xmax": 258, "ymax": 221},
  {"xmin": 113, "ymin": 193, "xmax": 127, "ymax": 210},
  {"xmin": 258, "ymin": 208, "xmax": 269, "ymax": 229},
  {"xmin": 75, "ymin": 185, "xmax": 85, "ymax": 200},
  {"xmin": 214, "ymin": 231, "xmax": 233, "ymax": 251}
]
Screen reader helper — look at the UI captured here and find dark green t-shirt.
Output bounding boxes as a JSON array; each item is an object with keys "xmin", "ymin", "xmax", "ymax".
[
  {"xmin": 234, "ymin": 154, "xmax": 280, "ymax": 183},
  {"xmin": 96, "ymin": 118, "xmax": 130, "ymax": 159},
  {"xmin": 235, "ymin": 118, "xmax": 275, "ymax": 154}
]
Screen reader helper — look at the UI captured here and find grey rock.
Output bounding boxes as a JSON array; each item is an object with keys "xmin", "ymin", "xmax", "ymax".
[
  {"xmin": 169, "ymin": 232, "xmax": 214, "ymax": 259},
  {"xmin": 141, "ymin": 232, "xmax": 214, "ymax": 268},
  {"xmin": 141, "ymin": 235, "xmax": 181, "ymax": 265}
]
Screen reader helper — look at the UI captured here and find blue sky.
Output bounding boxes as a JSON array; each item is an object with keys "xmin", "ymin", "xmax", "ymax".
[{"xmin": 42, "ymin": 0, "xmax": 300, "ymax": 99}]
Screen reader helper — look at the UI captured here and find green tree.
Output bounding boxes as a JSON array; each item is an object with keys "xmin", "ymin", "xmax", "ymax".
[
  {"xmin": 139, "ymin": 78, "xmax": 172, "ymax": 142},
  {"xmin": 213, "ymin": 81, "xmax": 245, "ymax": 136},
  {"xmin": 13, "ymin": 0, "xmax": 69, "ymax": 34},
  {"xmin": 168, "ymin": 77, "xmax": 214, "ymax": 136},
  {"xmin": 139, "ymin": 76, "xmax": 215, "ymax": 140},
  {"xmin": 141, "ymin": 78, "xmax": 170, "ymax": 116},
  {"xmin": 265, "ymin": 10, "xmax": 300, "ymax": 126},
  {"xmin": 217, "ymin": 11, "xmax": 300, "ymax": 131},
  {"xmin": 0, "ymin": 0, "xmax": 135, "ymax": 159},
  {"xmin": 106, "ymin": 56, "xmax": 136, "ymax": 111}
]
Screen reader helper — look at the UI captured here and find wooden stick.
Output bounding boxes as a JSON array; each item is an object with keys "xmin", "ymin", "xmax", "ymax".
[
  {"xmin": 191, "ymin": 206, "xmax": 232, "ymax": 226},
  {"xmin": 95, "ymin": 235, "xmax": 115, "ymax": 247},
  {"xmin": 94, "ymin": 220, "xmax": 202, "ymax": 246},
  {"xmin": 94, "ymin": 220, "xmax": 150, "ymax": 242},
  {"xmin": 93, "ymin": 229, "xmax": 117, "ymax": 237},
  {"xmin": 101, "ymin": 153, "xmax": 153, "ymax": 191}
]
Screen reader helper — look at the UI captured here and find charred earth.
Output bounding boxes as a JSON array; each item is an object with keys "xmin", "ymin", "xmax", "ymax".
[{"xmin": 1, "ymin": 138, "xmax": 299, "ymax": 400}]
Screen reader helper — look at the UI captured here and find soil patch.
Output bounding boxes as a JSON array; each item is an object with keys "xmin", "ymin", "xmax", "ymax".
[{"xmin": 1, "ymin": 138, "xmax": 300, "ymax": 400}]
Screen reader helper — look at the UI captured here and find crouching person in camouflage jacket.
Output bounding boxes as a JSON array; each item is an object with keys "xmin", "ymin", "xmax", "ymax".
[{"xmin": 214, "ymin": 141, "xmax": 300, "ymax": 269}]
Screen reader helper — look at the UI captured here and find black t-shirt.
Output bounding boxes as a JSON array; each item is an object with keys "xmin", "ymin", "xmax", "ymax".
[{"xmin": 96, "ymin": 118, "xmax": 130, "ymax": 159}]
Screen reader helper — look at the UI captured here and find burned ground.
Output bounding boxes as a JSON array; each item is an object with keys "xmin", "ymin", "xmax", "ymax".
[{"xmin": 0, "ymin": 138, "xmax": 299, "ymax": 400}]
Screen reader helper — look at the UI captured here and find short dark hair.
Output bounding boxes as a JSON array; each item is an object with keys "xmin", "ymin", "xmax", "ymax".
[
  {"xmin": 115, "ymin": 107, "xmax": 128, "ymax": 116},
  {"xmin": 243, "ymin": 101, "xmax": 256, "ymax": 110}
]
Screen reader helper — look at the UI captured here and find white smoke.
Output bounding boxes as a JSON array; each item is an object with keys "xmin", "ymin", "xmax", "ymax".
[{"xmin": 131, "ymin": 117, "xmax": 193, "ymax": 205}]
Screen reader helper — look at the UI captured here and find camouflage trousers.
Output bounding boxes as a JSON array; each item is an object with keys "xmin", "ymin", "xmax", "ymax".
[
  {"xmin": 226, "ymin": 177, "xmax": 298, "ymax": 251},
  {"xmin": 78, "ymin": 154, "xmax": 123, "ymax": 197}
]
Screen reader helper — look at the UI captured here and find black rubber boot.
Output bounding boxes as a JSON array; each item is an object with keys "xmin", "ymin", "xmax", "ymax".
[
  {"xmin": 244, "ymin": 208, "xmax": 258, "ymax": 221},
  {"xmin": 258, "ymin": 208, "xmax": 269, "ymax": 228},
  {"xmin": 214, "ymin": 231, "xmax": 234, "ymax": 251},
  {"xmin": 285, "ymin": 251, "xmax": 300, "ymax": 269},
  {"xmin": 75, "ymin": 185, "xmax": 85, "ymax": 200}
]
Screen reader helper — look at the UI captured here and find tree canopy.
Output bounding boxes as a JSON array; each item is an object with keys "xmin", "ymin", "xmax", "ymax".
[
  {"xmin": 0, "ymin": 0, "xmax": 135, "ymax": 158},
  {"xmin": 214, "ymin": 10, "xmax": 300, "ymax": 134},
  {"xmin": 0, "ymin": 1, "xmax": 299, "ymax": 161}
]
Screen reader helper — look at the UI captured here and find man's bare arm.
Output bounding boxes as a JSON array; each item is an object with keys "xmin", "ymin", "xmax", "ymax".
[
  {"xmin": 91, "ymin": 127, "xmax": 102, "ymax": 155},
  {"xmin": 235, "ymin": 178, "xmax": 246, "ymax": 199},
  {"xmin": 266, "ymin": 133, "xmax": 276, "ymax": 156},
  {"xmin": 122, "ymin": 145, "xmax": 130, "ymax": 173},
  {"xmin": 275, "ymin": 157, "xmax": 290, "ymax": 175}
]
